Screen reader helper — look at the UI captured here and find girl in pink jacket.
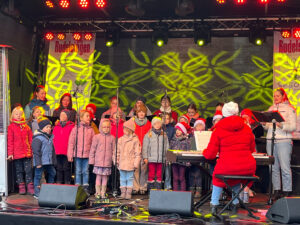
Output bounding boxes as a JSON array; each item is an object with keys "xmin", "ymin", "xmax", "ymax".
[
  {"xmin": 67, "ymin": 110, "xmax": 95, "ymax": 189},
  {"xmin": 114, "ymin": 118, "xmax": 141, "ymax": 199},
  {"xmin": 53, "ymin": 109, "xmax": 74, "ymax": 184},
  {"xmin": 89, "ymin": 119, "xmax": 115, "ymax": 198}
]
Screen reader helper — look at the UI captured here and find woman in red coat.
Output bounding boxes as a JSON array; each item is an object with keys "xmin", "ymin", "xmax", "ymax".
[{"xmin": 203, "ymin": 101, "xmax": 256, "ymax": 215}]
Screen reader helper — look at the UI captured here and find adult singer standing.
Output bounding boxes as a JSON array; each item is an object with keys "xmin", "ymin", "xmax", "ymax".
[{"xmin": 263, "ymin": 88, "xmax": 296, "ymax": 200}]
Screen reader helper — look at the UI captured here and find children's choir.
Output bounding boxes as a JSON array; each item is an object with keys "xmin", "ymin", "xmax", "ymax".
[{"xmin": 8, "ymin": 87, "xmax": 272, "ymax": 201}]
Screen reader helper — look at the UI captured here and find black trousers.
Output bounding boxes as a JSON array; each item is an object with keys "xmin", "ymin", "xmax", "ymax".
[{"xmin": 56, "ymin": 155, "xmax": 71, "ymax": 184}]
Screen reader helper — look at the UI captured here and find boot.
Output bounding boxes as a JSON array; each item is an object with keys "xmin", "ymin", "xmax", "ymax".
[
  {"xmin": 125, "ymin": 187, "xmax": 133, "ymax": 200},
  {"xmin": 155, "ymin": 182, "xmax": 162, "ymax": 190},
  {"xmin": 119, "ymin": 187, "xmax": 126, "ymax": 199},
  {"xmin": 147, "ymin": 182, "xmax": 155, "ymax": 191},
  {"xmin": 100, "ymin": 186, "xmax": 107, "ymax": 199},
  {"xmin": 27, "ymin": 183, "xmax": 34, "ymax": 195},
  {"xmin": 282, "ymin": 191, "xmax": 291, "ymax": 198},
  {"xmin": 95, "ymin": 185, "xmax": 101, "ymax": 198},
  {"xmin": 211, "ymin": 204, "xmax": 218, "ymax": 216},
  {"xmin": 273, "ymin": 190, "xmax": 281, "ymax": 201},
  {"xmin": 19, "ymin": 183, "xmax": 26, "ymax": 195},
  {"xmin": 229, "ymin": 203, "xmax": 239, "ymax": 214},
  {"xmin": 194, "ymin": 187, "xmax": 202, "ymax": 198}
]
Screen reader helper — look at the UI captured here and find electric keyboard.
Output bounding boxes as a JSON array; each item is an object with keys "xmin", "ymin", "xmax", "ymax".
[{"xmin": 166, "ymin": 150, "xmax": 274, "ymax": 166}]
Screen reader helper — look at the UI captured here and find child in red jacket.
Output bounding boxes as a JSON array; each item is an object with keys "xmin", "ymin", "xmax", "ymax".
[
  {"xmin": 53, "ymin": 109, "xmax": 74, "ymax": 184},
  {"xmin": 89, "ymin": 119, "xmax": 115, "ymax": 198},
  {"xmin": 7, "ymin": 106, "xmax": 34, "ymax": 195}
]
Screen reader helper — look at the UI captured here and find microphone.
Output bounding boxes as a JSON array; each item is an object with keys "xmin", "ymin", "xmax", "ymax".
[
  {"xmin": 272, "ymin": 119, "xmax": 277, "ymax": 123},
  {"xmin": 272, "ymin": 119, "xmax": 276, "ymax": 131}
]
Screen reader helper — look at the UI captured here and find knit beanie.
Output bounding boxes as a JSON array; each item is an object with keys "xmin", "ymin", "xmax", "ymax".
[
  {"xmin": 38, "ymin": 118, "xmax": 52, "ymax": 130},
  {"xmin": 60, "ymin": 109, "xmax": 71, "ymax": 121},
  {"xmin": 222, "ymin": 101, "xmax": 239, "ymax": 117},
  {"xmin": 194, "ymin": 118, "xmax": 206, "ymax": 128},
  {"xmin": 151, "ymin": 116, "xmax": 162, "ymax": 126},
  {"xmin": 213, "ymin": 110, "xmax": 223, "ymax": 121},
  {"xmin": 123, "ymin": 118, "xmax": 136, "ymax": 132},
  {"xmin": 136, "ymin": 104, "xmax": 147, "ymax": 114},
  {"xmin": 175, "ymin": 122, "xmax": 190, "ymax": 135}
]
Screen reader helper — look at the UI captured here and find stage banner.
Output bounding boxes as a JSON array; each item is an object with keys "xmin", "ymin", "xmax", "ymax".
[
  {"xmin": 273, "ymin": 31, "xmax": 300, "ymax": 138},
  {"xmin": 45, "ymin": 33, "xmax": 96, "ymax": 113}
]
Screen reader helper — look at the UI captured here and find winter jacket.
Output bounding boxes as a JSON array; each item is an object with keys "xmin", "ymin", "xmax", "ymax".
[
  {"xmin": 27, "ymin": 119, "xmax": 39, "ymax": 134},
  {"xmin": 264, "ymin": 102, "xmax": 296, "ymax": 140},
  {"xmin": 89, "ymin": 130, "xmax": 115, "ymax": 167},
  {"xmin": 32, "ymin": 130, "xmax": 56, "ymax": 166},
  {"xmin": 170, "ymin": 136, "xmax": 191, "ymax": 151},
  {"xmin": 110, "ymin": 119, "xmax": 124, "ymax": 138},
  {"xmin": 153, "ymin": 110, "xmax": 178, "ymax": 123},
  {"xmin": 53, "ymin": 108, "xmax": 77, "ymax": 123},
  {"xmin": 7, "ymin": 122, "xmax": 33, "ymax": 160},
  {"xmin": 67, "ymin": 122, "xmax": 95, "ymax": 159},
  {"xmin": 203, "ymin": 115, "xmax": 256, "ymax": 188},
  {"xmin": 165, "ymin": 124, "xmax": 175, "ymax": 144},
  {"xmin": 142, "ymin": 129, "xmax": 169, "ymax": 163},
  {"xmin": 53, "ymin": 121, "xmax": 75, "ymax": 155},
  {"xmin": 135, "ymin": 119, "xmax": 152, "ymax": 147},
  {"xmin": 24, "ymin": 98, "xmax": 50, "ymax": 119},
  {"xmin": 114, "ymin": 134, "xmax": 141, "ymax": 171}
]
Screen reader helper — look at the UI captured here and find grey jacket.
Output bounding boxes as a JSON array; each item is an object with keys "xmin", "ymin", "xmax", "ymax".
[{"xmin": 142, "ymin": 129, "xmax": 169, "ymax": 163}]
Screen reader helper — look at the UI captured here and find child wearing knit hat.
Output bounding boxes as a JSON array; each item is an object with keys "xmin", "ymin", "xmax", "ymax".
[
  {"xmin": 113, "ymin": 118, "xmax": 141, "ymax": 199},
  {"xmin": 32, "ymin": 117, "xmax": 56, "ymax": 198},
  {"xmin": 143, "ymin": 116, "xmax": 169, "ymax": 190},
  {"xmin": 52, "ymin": 110, "xmax": 75, "ymax": 185},
  {"xmin": 170, "ymin": 122, "xmax": 191, "ymax": 191}
]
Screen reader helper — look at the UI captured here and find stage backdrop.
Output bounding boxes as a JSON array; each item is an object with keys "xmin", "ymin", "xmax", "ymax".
[
  {"xmin": 27, "ymin": 36, "xmax": 274, "ymax": 117},
  {"xmin": 45, "ymin": 33, "xmax": 96, "ymax": 113},
  {"xmin": 273, "ymin": 31, "xmax": 300, "ymax": 138}
]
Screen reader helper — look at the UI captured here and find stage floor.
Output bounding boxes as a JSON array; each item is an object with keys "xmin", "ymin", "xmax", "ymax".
[{"xmin": 0, "ymin": 192, "xmax": 287, "ymax": 225}]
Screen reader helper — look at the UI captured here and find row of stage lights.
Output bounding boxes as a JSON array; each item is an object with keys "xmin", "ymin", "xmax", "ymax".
[
  {"xmin": 216, "ymin": 0, "xmax": 285, "ymax": 4},
  {"xmin": 45, "ymin": 0, "xmax": 106, "ymax": 9},
  {"xmin": 44, "ymin": 28, "xmax": 300, "ymax": 48}
]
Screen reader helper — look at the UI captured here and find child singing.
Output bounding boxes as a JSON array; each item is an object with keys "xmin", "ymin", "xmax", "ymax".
[
  {"xmin": 143, "ymin": 117, "xmax": 169, "ymax": 190},
  {"xmin": 68, "ymin": 110, "xmax": 95, "ymax": 191},
  {"xmin": 7, "ymin": 106, "xmax": 34, "ymax": 195},
  {"xmin": 114, "ymin": 118, "xmax": 141, "ymax": 199},
  {"xmin": 89, "ymin": 119, "xmax": 115, "ymax": 198}
]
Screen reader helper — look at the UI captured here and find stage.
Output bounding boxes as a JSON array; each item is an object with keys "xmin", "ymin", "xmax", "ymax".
[{"xmin": 0, "ymin": 192, "xmax": 286, "ymax": 225}]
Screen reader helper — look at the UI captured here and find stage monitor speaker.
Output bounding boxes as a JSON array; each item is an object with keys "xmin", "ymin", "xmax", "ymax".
[
  {"xmin": 148, "ymin": 190, "xmax": 193, "ymax": 217},
  {"xmin": 38, "ymin": 184, "xmax": 88, "ymax": 210},
  {"xmin": 266, "ymin": 197, "xmax": 300, "ymax": 224}
]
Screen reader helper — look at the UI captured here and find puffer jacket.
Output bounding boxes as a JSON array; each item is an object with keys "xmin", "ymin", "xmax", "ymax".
[
  {"xmin": 142, "ymin": 129, "xmax": 169, "ymax": 163},
  {"xmin": 32, "ymin": 130, "xmax": 56, "ymax": 166},
  {"xmin": 114, "ymin": 134, "xmax": 141, "ymax": 171},
  {"xmin": 7, "ymin": 122, "xmax": 33, "ymax": 159},
  {"xmin": 265, "ymin": 102, "xmax": 296, "ymax": 140},
  {"xmin": 89, "ymin": 130, "xmax": 115, "ymax": 167},
  {"xmin": 170, "ymin": 136, "xmax": 191, "ymax": 151},
  {"xmin": 67, "ymin": 122, "xmax": 95, "ymax": 159},
  {"xmin": 53, "ymin": 121, "xmax": 75, "ymax": 155}
]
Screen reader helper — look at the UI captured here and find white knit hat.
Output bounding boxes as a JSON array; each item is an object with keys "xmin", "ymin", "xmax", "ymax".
[
  {"xmin": 222, "ymin": 101, "xmax": 239, "ymax": 117},
  {"xmin": 193, "ymin": 118, "xmax": 206, "ymax": 128}
]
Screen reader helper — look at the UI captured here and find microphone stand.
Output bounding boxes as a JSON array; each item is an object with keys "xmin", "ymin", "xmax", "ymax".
[
  {"xmin": 268, "ymin": 120, "xmax": 276, "ymax": 205},
  {"xmin": 160, "ymin": 90, "xmax": 167, "ymax": 190},
  {"xmin": 73, "ymin": 86, "xmax": 80, "ymax": 186},
  {"xmin": 112, "ymin": 88, "xmax": 120, "ymax": 197}
]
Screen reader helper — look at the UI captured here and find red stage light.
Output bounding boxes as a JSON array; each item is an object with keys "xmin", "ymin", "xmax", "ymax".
[
  {"xmin": 236, "ymin": 0, "xmax": 245, "ymax": 4},
  {"xmin": 45, "ymin": 0, "xmax": 54, "ymax": 8},
  {"xmin": 73, "ymin": 33, "xmax": 82, "ymax": 41},
  {"xmin": 281, "ymin": 30, "xmax": 291, "ymax": 38},
  {"xmin": 277, "ymin": 0, "xmax": 285, "ymax": 2},
  {"xmin": 293, "ymin": 29, "xmax": 300, "ymax": 39},
  {"xmin": 45, "ymin": 32, "xmax": 54, "ymax": 40},
  {"xmin": 57, "ymin": 33, "xmax": 66, "ymax": 40},
  {"xmin": 259, "ymin": 0, "xmax": 269, "ymax": 3},
  {"xmin": 84, "ymin": 33, "xmax": 93, "ymax": 40},
  {"xmin": 95, "ymin": 0, "xmax": 106, "ymax": 8},
  {"xmin": 59, "ymin": 0, "xmax": 70, "ymax": 8},
  {"xmin": 79, "ymin": 0, "xmax": 89, "ymax": 8}
]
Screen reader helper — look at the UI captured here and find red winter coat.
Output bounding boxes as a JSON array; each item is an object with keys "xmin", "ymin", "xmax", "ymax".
[
  {"xmin": 153, "ymin": 110, "xmax": 178, "ymax": 123},
  {"xmin": 7, "ymin": 122, "xmax": 33, "ymax": 159},
  {"xmin": 203, "ymin": 116, "xmax": 256, "ymax": 188},
  {"xmin": 134, "ymin": 120, "xmax": 152, "ymax": 147},
  {"xmin": 110, "ymin": 119, "xmax": 124, "ymax": 138},
  {"xmin": 53, "ymin": 121, "xmax": 75, "ymax": 155}
]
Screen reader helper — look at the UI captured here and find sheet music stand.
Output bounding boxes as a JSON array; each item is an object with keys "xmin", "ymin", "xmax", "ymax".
[{"xmin": 252, "ymin": 111, "xmax": 284, "ymax": 205}]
